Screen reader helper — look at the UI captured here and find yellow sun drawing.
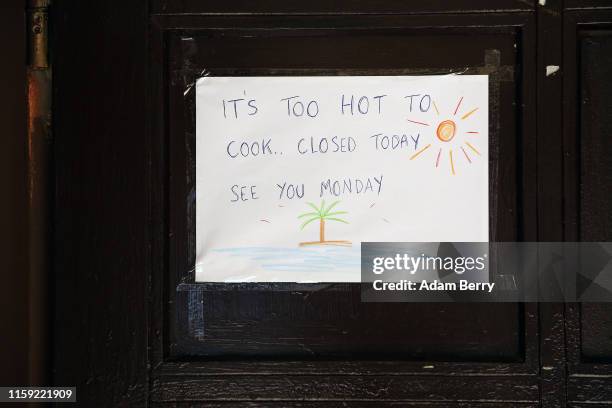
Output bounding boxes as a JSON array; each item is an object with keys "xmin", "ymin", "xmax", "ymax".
[{"xmin": 407, "ymin": 96, "xmax": 482, "ymax": 175}]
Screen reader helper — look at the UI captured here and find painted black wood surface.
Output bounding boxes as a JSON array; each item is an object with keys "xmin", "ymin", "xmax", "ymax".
[
  {"xmin": 51, "ymin": 0, "xmax": 612, "ymax": 406},
  {"xmin": 563, "ymin": 8, "xmax": 612, "ymax": 406},
  {"xmin": 52, "ymin": 1, "xmax": 149, "ymax": 406},
  {"xmin": 163, "ymin": 16, "xmax": 530, "ymax": 360},
  {"xmin": 0, "ymin": 0, "xmax": 29, "ymax": 388}
]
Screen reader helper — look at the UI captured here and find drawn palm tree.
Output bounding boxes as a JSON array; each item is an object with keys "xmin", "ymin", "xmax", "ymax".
[{"xmin": 298, "ymin": 200, "xmax": 351, "ymax": 247}]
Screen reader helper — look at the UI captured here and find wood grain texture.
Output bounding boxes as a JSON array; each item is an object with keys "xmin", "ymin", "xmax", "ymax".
[
  {"xmin": 0, "ymin": 0, "xmax": 29, "ymax": 387},
  {"xmin": 52, "ymin": 1, "xmax": 149, "ymax": 405},
  {"xmin": 568, "ymin": 376, "xmax": 612, "ymax": 404},
  {"xmin": 151, "ymin": 403, "xmax": 540, "ymax": 408},
  {"xmin": 151, "ymin": 373, "xmax": 539, "ymax": 403},
  {"xmin": 536, "ymin": 1, "xmax": 566, "ymax": 406},
  {"xmin": 564, "ymin": 8, "xmax": 612, "ymax": 407},
  {"xmin": 47, "ymin": 0, "xmax": 612, "ymax": 405},
  {"xmin": 150, "ymin": 0, "xmax": 534, "ymax": 15},
  {"xmin": 156, "ymin": 13, "xmax": 534, "ymax": 361},
  {"xmin": 578, "ymin": 29, "xmax": 612, "ymax": 245},
  {"xmin": 144, "ymin": 8, "xmax": 541, "ymax": 406},
  {"xmin": 565, "ymin": 0, "xmax": 612, "ymax": 9},
  {"xmin": 155, "ymin": 360, "xmax": 538, "ymax": 376},
  {"xmin": 174, "ymin": 288, "xmax": 525, "ymax": 359}
]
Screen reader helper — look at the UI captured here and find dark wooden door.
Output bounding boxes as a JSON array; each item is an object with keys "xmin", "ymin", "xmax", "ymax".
[
  {"xmin": 51, "ymin": 1, "xmax": 612, "ymax": 406},
  {"xmin": 563, "ymin": 7, "xmax": 612, "ymax": 405}
]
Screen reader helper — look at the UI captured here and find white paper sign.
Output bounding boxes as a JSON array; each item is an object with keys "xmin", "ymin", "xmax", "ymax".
[{"xmin": 196, "ymin": 75, "xmax": 488, "ymax": 282}]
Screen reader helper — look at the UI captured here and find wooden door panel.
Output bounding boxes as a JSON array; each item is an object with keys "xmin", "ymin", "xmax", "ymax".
[
  {"xmin": 576, "ymin": 28, "xmax": 612, "ymax": 362},
  {"xmin": 578, "ymin": 28, "xmax": 612, "ymax": 364},
  {"xmin": 53, "ymin": 1, "xmax": 149, "ymax": 406},
  {"xmin": 577, "ymin": 26, "xmax": 612, "ymax": 363},
  {"xmin": 52, "ymin": 0, "xmax": 579, "ymax": 405},
  {"xmin": 153, "ymin": 15, "xmax": 536, "ymax": 364},
  {"xmin": 151, "ymin": 0, "xmax": 534, "ymax": 15},
  {"xmin": 564, "ymin": 9, "xmax": 612, "ymax": 406},
  {"xmin": 566, "ymin": 18, "xmax": 612, "ymax": 364}
]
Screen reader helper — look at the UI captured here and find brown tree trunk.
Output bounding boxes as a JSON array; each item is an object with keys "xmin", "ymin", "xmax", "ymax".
[{"xmin": 319, "ymin": 218, "xmax": 325, "ymax": 242}]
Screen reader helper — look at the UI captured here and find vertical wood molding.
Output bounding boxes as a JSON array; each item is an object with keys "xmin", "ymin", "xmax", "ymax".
[
  {"xmin": 27, "ymin": 0, "xmax": 52, "ymax": 387},
  {"xmin": 52, "ymin": 1, "xmax": 149, "ymax": 405},
  {"xmin": 536, "ymin": 0, "xmax": 566, "ymax": 407}
]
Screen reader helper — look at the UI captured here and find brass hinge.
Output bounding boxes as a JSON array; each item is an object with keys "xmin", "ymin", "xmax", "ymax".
[{"xmin": 27, "ymin": 0, "xmax": 50, "ymax": 69}]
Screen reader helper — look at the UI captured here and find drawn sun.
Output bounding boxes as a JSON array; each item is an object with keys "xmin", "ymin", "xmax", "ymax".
[{"xmin": 407, "ymin": 96, "xmax": 482, "ymax": 175}]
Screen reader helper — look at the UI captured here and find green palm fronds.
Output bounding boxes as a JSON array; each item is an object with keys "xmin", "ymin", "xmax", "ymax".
[{"xmin": 297, "ymin": 200, "xmax": 349, "ymax": 230}]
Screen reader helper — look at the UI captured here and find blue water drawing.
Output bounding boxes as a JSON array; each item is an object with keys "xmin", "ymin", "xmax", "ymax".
[{"xmin": 214, "ymin": 245, "xmax": 360, "ymax": 273}]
